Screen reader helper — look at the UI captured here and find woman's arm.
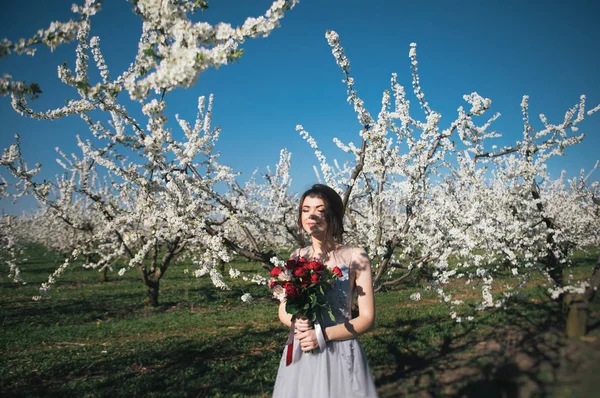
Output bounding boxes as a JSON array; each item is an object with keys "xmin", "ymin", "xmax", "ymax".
[
  {"xmin": 278, "ymin": 299, "xmax": 293, "ymax": 328},
  {"xmin": 296, "ymin": 248, "xmax": 375, "ymax": 351},
  {"xmin": 279, "ymin": 300, "xmax": 312, "ymax": 331},
  {"xmin": 322, "ymin": 248, "xmax": 375, "ymax": 341}
]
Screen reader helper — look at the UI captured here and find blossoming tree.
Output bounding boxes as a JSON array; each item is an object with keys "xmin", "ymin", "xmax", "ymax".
[
  {"xmin": 1, "ymin": 0, "xmax": 300, "ymax": 306},
  {"xmin": 1, "ymin": 1, "xmax": 598, "ymax": 338},
  {"xmin": 0, "ymin": 213, "xmax": 26, "ymax": 284},
  {"xmin": 295, "ymin": 31, "xmax": 599, "ymax": 335}
]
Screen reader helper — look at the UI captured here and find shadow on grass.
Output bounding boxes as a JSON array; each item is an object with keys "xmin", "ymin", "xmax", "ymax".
[
  {"xmin": 588, "ymin": 319, "xmax": 600, "ymax": 332},
  {"xmin": 1, "ymin": 292, "xmax": 144, "ymax": 329},
  {"xmin": 2, "ymin": 324, "xmax": 285, "ymax": 398},
  {"xmin": 372, "ymin": 294, "xmax": 597, "ymax": 398}
]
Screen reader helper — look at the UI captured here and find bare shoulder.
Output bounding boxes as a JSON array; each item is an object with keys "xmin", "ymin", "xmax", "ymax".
[
  {"xmin": 289, "ymin": 248, "xmax": 298, "ymax": 260},
  {"xmin": 339, "ymin": 246, "xmax": 370, "ymax": 272},
  {"xmin": 290, "ymin": 246, "xmax": 311, "ymax": 260}
]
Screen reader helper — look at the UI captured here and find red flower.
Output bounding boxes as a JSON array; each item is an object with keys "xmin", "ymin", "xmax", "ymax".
[
  {"xmin": 284, "ymin": 281, "xmax": 300, "ymax": 297},
  {"xmin": 293, "ymin": 267, "xmax": 306, "ymax": 278},
  {"xmin": 267, "ymin": 257, "xmax": 338, "ymax": 326},
  {"xmin": 332, "ymin": 266, "xmax": 343, "ymax": 278},
  {"xmin": 301, "ymin": 276, "xmax": 311, "ymax": 287}
]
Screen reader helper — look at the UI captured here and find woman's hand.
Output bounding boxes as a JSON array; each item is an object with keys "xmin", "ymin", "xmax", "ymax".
[
  {"xmin": 295, "ymin": 329, "xmax": 320, "ymax": 352},
  {"xmin": 293, "ymin": 316, "xmax": 313, "ymax": 333},
  {"xmin": 293, "ymin": 317, "xmax": 319, "ymax": 351}
]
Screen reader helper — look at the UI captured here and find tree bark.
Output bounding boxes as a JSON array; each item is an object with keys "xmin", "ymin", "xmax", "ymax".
[
  {"xmin": 144, "ymin": 278, "xmax": 160, "ymax": 307},
  {"xmin": 565, "ymin": 253, "xmax": 600, "ymax": 337},
  {"xmin": 98, "ymin": 266, "xmax": 108, "ymax": 282},
  {"xmin": 531, "ymin": 181, "xmax": 564, "ymax": 287},
  {"xmin": 566, "ymin": 294, "xmax": 587, "ymax": 338},
  {"xmin": 136, "ymin": 238, "xmax": 184, "ymax": 307}
]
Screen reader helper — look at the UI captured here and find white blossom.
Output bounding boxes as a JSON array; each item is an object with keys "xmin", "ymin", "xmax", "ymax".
[{"xmin": 241, "ymin": 293, "xmax": 253, "ymax": 303}]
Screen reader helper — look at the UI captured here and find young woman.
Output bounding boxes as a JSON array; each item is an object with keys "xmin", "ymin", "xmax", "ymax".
[{"xmin": 272, "ymin": 184, "xmax": 378, "ymax": 397}]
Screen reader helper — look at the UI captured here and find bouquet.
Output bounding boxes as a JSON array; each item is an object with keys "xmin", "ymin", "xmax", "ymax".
[{"xmin": 269, "ymin": 256, "xmax": 343, "ymax": 323}]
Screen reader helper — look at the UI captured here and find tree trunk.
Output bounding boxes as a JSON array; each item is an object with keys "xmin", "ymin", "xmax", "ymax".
[
  {"xmin": 547, "ymin": 252, "xmax": 563, "ymax": 287},
  {"xmin": 566, "ymin": 295, "xmax": 587, "ymax": 338},
  {"xmin": 564, "ymin": 253, "xmax": 600, "ymax": 337},
  {"xmin": 98, "ymin": 266, "xmax": 108, "ymax": 282},
  {"xmin": 531, "ymin": 180, "xmax": 564, "ymax": 287},
  {"xmin": 144, "ymin": 278, "xmax": 160, "ymax": 307}
]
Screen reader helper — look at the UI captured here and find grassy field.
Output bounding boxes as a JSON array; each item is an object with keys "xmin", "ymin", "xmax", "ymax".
[{"xmin": 1, "ymin": 244, "xmax": 599, "ymax": 397}]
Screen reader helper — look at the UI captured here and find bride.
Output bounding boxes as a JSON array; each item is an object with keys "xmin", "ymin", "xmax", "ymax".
[{"xmin": 272, "ymin": 184, "xmax": 378, "ymax": 398}]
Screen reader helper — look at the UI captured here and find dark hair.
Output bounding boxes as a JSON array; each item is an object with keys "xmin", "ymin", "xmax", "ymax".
[{"xmin": 297, "ymin": 184, "xmax": 345, "ymax": 244}]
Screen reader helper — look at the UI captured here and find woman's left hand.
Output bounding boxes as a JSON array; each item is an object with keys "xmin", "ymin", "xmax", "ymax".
[
  {"xmin": 294, "ymin": 316, "xmax": 313, "ymax": 333},
  {"xmin": 295, "ymin": 329, "xmax": 320, "ymax": 352}
]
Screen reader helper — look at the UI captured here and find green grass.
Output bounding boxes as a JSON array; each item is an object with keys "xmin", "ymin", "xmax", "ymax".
[{"xmin": 1, "ymin": 244, "xmax": 599, "ymax": 397}]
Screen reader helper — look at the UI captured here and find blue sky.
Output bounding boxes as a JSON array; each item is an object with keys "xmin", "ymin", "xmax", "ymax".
[{"xmin": 1, "ymin": 0, "xmax": 599, "ymax": 214}]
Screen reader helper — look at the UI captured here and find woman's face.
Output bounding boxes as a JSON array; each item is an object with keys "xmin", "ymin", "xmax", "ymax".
[{"xmin": 301, "ymin": 196, "xmax": 328, "ymax": 237}]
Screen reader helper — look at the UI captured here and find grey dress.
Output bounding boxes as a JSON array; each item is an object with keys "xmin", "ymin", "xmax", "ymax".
[{"xmin": 272, "ymin": 246, "xmax": 378, "ymax": 398}]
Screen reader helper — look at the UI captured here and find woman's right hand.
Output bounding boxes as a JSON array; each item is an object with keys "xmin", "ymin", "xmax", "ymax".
[{"xmin": 293, "ymin": 316, "xmax": 313, "ymax": 333}]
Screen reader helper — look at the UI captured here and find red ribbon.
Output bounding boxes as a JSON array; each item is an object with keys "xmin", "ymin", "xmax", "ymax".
[{"xmin": 285, "ymin": 341, "xmax": 293, "ymax": 366}]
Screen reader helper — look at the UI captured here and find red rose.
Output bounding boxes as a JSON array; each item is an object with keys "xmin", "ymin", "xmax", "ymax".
[
  {"xmin": 293, "ymin": 267, "xmax": 306, "ymax": 278},
  {"xmin": 332, "ymin": 266, "xmax": 343, "ymax": 278},
  {"xmin": 297, "ymin": 257, "xmax": 307, "ymax": 265},
  {"xmin": 300, "ymin": 276, "xmax": 311, "ymax": 287},
  {"xmin": 311, "ymin": 274, "xmax": 320, "ymax": 284},
  {"xmin": 307, "ymin": 261, "xmax": 319, "ymax": 271},
  {"xmin": 269, "ymin": 280, "xmax": 278, "ymax": 289},
  {"xmin": 284, "ymin": 281, "xmax": 300, "ymax": 297},
  {"xmin": 270, "ymin": 267, "xmax": 282, "ymax": 277},
  {"xmin": 285, "ymin": 260, "xmax": 297, "ymax": 269},
  {"xmin": 311, "ymin": 261, "xmax": 325, "ymax": 273}
]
